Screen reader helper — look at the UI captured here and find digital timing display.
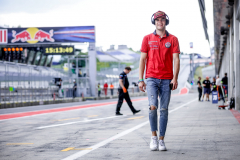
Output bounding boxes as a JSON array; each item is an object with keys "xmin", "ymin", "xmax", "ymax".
[{"xmin": 43, "ymin": 46, "xmax": 74, "ymax": 55}]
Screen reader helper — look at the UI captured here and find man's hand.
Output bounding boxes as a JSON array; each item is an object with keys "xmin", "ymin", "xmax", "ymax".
[
  {"xmin": 170, "ymin": 79, "xmax": 178, "ymax": 90},
  {"xmin": 138, "ymin": 81, "xmax": 147, "ymax": 92},
  {"xmin": 123, "ymin": 87, "xmax": 127, "ymax": 93}
]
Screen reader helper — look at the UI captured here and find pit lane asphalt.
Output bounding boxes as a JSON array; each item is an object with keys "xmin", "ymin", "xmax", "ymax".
[{"xmin": 3, "ymin": 92, "xmax": 240, "ymax": 160}]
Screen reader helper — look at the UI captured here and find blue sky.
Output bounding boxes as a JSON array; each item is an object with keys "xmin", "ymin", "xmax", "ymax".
[{"xmin": 0, "ymin": 0, "xmax": 214, "ymax": 57}]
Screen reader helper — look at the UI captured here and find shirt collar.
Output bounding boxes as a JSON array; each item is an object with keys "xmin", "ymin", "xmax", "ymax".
[{"xmin": 153, "ymin": 30, "xmax": 169, "ymax": 37}]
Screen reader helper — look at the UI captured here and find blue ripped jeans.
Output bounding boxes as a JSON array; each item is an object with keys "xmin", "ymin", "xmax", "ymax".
[{"xmin": 147, "ymin": 78, "xmax": 171, "ymax": 137}]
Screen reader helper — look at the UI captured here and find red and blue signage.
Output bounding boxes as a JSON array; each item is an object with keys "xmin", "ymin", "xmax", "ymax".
[{"xmin": 4, "ymin": 26, "xmax": 95, "ymax": 45}]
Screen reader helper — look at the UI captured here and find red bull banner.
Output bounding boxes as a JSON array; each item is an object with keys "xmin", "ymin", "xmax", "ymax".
[{"xmin": 5, "ymin": 26, "xmax": 95, "ymax": 45}]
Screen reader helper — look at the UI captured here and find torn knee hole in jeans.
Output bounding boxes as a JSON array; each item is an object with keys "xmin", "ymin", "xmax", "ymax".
[
  {"xmin": 160, "ymin": 108, "xmax": 168, "ymax": 111},
  {"xmin": 149, "ymin": 105, "xmax": 157, "ymax": 110}
]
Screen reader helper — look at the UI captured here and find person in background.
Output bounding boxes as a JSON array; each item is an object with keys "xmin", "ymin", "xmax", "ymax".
[
  {"xmin": 78, "ymin": 69, "xmax": 82, "ymax": 77},
  {"xmin": 202, "ymin": 76, "xmax": 211, "ymax": 101},
  {"xmin": 116, "ymin": 66, "xmax": 141, "ymax": 116},
  {"xmin": 73, "ymin": 80, "xmax": 77, "ymax": 98},
  {"xmin": 62, "ymin": 88, "xmax": 64, "ymax": 97},
  {"xmin": 221, "ymin": 73, "xmax": 228, "ymax": 98},
  {"xmin": 72, "ymin": 62, "xmax": 76, "ymax": 74},
  {"xmin": 72, "ymin": 62, "xmax": 76, "ymax": 68},
  {"xmin": 104, "ymin": 82, "xmax": 108, "ymax": 97},
  {"xmin": 197, "ymin": 77, "xmax": 202, "ymax": 102},
  {"xmin": 110, "ymin": 83, "xmax": 114, "ymax": 96},
  {"xmin": 57, "ymin": 79, "xmax": 63, "ymax": 98},
  {"xmin": 98, "ymin": 83, "xmax": 101, "ymax": 97},
  {"xmin": 58, "ymin": 79, "xmax": 62, "ymax": 89},
  {"xmin": 212, "ymin": 77, "xmax": 217, "ymax": 91},
  {"xmin": 216, "ymin": 75, "xmax": 224, "ymax": 102},
  {"xmin": 216, "ymin": 75, "xmax": 221, "ymax": 88},
  {"xmin": 209, "ymin": 77, "xmax": 212, "ymax": 95},
  {"xmin": 218, "ymin": 81, "xmax": 225, "ymax": 103}
]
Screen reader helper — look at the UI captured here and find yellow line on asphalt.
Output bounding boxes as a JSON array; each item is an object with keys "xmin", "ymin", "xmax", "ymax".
[
  {"xmin": 61, "ymin": 147, "xmax": 75, "ymax": 151},
  {"xmin": 88, "ymin": 115, "xmax": 98, "ymax": 117},
  {"xmin": 6, "ymin": 143, "xmax": 34, "ymax": 145},
  {"xmin": 128, "ymin": 116, "xmax": 144, "ymax": 120},
  {"xmin": 61, "ymin": 147, "xmax": 92, "ymax": 151}
]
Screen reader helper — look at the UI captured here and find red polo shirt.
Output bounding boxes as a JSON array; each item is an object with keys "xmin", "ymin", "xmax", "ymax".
[{"xmin": 141, "ymin": 30, "xmax": 180, "ymax": 79}]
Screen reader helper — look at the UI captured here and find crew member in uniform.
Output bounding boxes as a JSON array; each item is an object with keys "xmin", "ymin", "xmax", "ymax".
[{"xmin": 115, "ymin": 67, "xmax": 141, "ymax": 115}]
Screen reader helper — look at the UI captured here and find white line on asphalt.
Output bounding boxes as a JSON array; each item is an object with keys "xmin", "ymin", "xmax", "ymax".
[
  {"xmin": 0, "ymin": 98, "xmax": 151, "ymax": 122},
  {"xmin": 35, "ymin": 115, "xmax": 127, "ymax": 129},
  {"xmin": 61, "ymin": 98, "xmax": 198, "ymax": 160}
]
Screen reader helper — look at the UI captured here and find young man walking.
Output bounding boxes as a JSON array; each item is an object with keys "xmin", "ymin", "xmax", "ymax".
[
  {"xmin": 116, "ymin": 67, "xmax": 141, "ymax": 115},
  {"xmin": 139, "ymin": 11, "xmax": 180, "ymax": 151}
]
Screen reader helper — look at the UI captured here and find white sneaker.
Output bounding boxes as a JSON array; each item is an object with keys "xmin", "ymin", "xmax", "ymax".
[
  {"xmin": 158, "ymin": 140, "xmax": 167, "ymax": 151},
  {"xmin": 150, "ymin": 136, "xmax": 158, "ymax": 151}
]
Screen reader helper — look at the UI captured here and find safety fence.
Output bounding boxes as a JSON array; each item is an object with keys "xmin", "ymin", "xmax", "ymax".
[
  {"xmin": 0, "ymin": 61, "xmax": 90, "ymax": 104},
  {"xmin": 0, "ymin": 60, "xmax": 141, "ymax": 105},
  {"xmin": 96, "ymin": 86, "xmax": 140, "ymax": 98}
]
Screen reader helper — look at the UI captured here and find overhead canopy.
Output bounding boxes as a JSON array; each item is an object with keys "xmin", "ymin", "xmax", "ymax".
[{"xmin": 198, "ymin": 0, "xmax": 209, "ymax": 42}]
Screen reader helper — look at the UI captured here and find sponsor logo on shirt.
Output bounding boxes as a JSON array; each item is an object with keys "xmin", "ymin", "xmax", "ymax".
[{"xmin": 165, "ymin": 42, "xmax": 171, "ymax": 48}]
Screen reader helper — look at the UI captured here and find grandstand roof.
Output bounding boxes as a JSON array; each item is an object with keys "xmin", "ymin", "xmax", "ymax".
[
  {"xmin": 96, "ymin": 51, "xmax": 119, "ymax": 62},
  {"xmin": 96, "ymin": 49, "xmax": 140, "ymax": 62}
]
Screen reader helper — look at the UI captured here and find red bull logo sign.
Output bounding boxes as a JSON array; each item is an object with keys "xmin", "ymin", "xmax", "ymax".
[
  {"xmin": 11, "ymin": 28, "xmax": 54, "ymax": 44},
  {"xmin": 5, "ymin": 26, "xmax": 95, "ymax": 45}
]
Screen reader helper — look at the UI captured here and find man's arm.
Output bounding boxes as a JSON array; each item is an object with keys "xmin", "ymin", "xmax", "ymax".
[
  {"xmin": 119, "ymin": 79, "xmax": 127, "ymax": 93},
  {"xmin": 138, "ymin": 52, "xmax": 147, "ymax": 92},
  {"xmin": 119, "ymin": 79, "xmax": 125, "ymax": 89},
  {"xmin": 139, "ymin": 52, "xmax": 147, "ymax": 80},
  {"xmin": 171, "ymin": 53, "xmax": 180, "ymax": 90}
]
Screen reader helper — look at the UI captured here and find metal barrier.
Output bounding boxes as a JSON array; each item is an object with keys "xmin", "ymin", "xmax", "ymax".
[
  {"xmin": 0, "ymin": 59, "xmax": 140, "ymax": 105},
  {"xmin": 0, "ymin": 61, "xmax": 90, "ymax": 104},
  {"xmin": 96, "ymin": 87, "xmax": 140, "ymax": 98}
]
